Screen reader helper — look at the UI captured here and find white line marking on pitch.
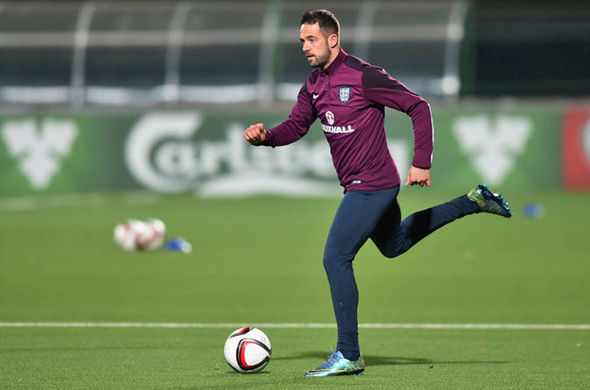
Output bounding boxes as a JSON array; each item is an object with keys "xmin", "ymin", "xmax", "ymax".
[{"xmin": 0, "ymin": 323, "xmax": 589, "ymax": 330}]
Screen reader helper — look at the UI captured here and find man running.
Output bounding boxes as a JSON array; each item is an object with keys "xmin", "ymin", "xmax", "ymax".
[{"xmin": 244, "ymin": 9, "xmax": 511, "ymax": 377}]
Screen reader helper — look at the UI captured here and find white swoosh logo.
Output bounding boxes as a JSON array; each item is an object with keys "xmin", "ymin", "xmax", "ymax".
[{"xmin": 312, "ymin": 94, "xmax": 319, "ymax": 99}]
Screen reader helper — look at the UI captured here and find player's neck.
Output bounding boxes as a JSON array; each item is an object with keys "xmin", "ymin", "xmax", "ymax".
[{"xmin": 322, "ymin": 47, "xmax": 343, "ymax": 71}]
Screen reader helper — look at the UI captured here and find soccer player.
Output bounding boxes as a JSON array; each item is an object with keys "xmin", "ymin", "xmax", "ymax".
[{"xmin": 243, "ymin": 9, "xmax": 511, "ymax": 377}]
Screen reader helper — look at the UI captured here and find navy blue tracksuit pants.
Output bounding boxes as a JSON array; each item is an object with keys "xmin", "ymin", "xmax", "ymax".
[{"xmin": 323, "ymin": 186, "xmax": 480, "ymax": 361}]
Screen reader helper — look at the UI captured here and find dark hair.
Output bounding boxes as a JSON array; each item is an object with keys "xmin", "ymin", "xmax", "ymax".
[{"xmin": 300, "ymin": 9, "xmax": 340, "ymax": 38}]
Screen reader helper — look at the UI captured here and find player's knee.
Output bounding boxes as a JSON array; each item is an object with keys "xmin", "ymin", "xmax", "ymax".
[
  {"xmin": 380, "ymin": 248, "xmax": 400, "ymax": 259},
  {"xmin": 322, "ymin": 254, "xmax": 338, "ymax": 272},
  {"xmin": 373, "ymin": 234, "xmax": 411, "ymax": 259},
  {"xmin": 376, "ymin": 243, "xmax": 405, "ymax": 259},
  {"xmin": 323, "ymin": 251, "xmax": 353, "ymax": 273}
]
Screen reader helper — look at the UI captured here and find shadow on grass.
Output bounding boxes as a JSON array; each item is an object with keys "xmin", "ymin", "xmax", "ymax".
[
  {"xmin": 273, "ymin": 351, "xmax": 508, "ymax": 366},
  {"xmin": 222, "ymin": 370, "xmax": 272, "ymax": 375}
]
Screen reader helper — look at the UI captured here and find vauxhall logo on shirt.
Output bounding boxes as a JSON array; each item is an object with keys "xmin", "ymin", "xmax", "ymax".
[{"xmin": 322, "ymin": 111, "xmax": 355, "ymax": 134}]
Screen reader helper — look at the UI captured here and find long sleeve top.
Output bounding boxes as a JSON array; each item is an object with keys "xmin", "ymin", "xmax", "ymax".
[{"xmin": 263, "ymin": 48, "xmax": 434, "ymax": 192}]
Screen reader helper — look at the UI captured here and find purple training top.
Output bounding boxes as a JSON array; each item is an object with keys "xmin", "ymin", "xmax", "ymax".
[{"xmin": 263, "ymin": 48, "xmax": 434, "ymax": 192}]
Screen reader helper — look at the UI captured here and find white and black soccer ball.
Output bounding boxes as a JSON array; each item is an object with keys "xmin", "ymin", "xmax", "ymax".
[
  {"xmin": 223, "ymin": 327, "xmax": 272, "ymax": 373},
  {"xmin": 113, "ymin": 218, "xmax": 166, "ymax": 251}
]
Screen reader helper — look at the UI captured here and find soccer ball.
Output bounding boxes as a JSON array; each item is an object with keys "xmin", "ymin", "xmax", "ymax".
[
  {"xmin": 223, "ymin": 327, "xmax": 272, "ymax": 373},
  {"xmin": 113, "ymin": 219, "xmax": 147, "ymax": 251},
  {"xmin": 143, "ymin": 218, "xmax": 167, "ymax": 250},
  {"xmin": 113, "ymin": 218, "xmax": 166, "ymax": 251}
]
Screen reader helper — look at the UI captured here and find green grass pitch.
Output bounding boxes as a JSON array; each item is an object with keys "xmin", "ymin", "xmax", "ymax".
[{"xmin": 1, "ymin": 189, "xmax": 589, "ymax": 388}]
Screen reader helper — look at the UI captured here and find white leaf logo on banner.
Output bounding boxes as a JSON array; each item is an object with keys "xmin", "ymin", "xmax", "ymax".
[
  {"xmin": 453, "ymin": 115, "xmax": 532, "ymax": 185},
  {"xmin": 2, "ymin": 118, "xmax": 78, "ymax": 189}
]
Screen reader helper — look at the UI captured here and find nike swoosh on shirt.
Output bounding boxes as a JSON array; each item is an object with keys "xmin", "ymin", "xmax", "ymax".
[{"xmin": 312, "ymin": 94, "xmax": 319, "ymax": 99}]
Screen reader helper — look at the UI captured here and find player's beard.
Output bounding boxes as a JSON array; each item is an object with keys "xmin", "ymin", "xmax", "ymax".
[{"xmin": 307, "ymin": 43, "xmax": 331, "ymax": 69}]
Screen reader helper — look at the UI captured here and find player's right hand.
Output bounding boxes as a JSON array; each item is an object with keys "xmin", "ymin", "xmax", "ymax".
[{"xmin": 244, "ymin": 123, "xmax": 266, "ymax": 145}]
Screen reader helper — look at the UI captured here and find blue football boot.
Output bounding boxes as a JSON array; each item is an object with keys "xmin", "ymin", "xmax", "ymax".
[
  {"xmin": 304, "ymin": 350, "xmax": 365, "ymax": 377},
  {"xmin": 467, "ymin": 184, "xmax": 512, "ymax": 218}
]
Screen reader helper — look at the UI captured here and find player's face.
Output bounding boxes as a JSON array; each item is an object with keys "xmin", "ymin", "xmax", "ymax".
[{"xmin": 300, "ymin": 23, "xmax": 332, "ymax": 69}]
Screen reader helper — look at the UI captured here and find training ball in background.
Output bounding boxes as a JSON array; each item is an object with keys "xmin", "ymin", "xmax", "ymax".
[
  {"xmin": 113, "ymin": 218, "xmax": 167, "ymax": 251},
  {"xmin": 143, "ymin": 218, "xmax": 167, "ymax": 250},
  {"xmin": 113, "ymin": 219, "xmax": 148, "ymax": 251},
  {"xmin": 224, "ymin": 327, "xmax": 271, "ymax": 373}
]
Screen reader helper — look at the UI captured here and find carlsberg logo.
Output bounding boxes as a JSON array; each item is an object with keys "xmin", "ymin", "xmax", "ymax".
[
  {"xmin": 2, "ymin": 118, "xmax": 78, "ymax": 189},
  {"xmin": 125, "ymin": 112, "xmax": 337, "ymax": 195}
]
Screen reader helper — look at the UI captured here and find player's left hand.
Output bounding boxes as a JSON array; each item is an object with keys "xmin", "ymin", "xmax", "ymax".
[{"xmin": 405, "ymin": 166, "xmax": 431, "ymax": 187}]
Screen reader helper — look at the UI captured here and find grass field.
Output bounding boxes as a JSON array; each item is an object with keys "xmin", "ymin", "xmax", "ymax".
[{"xmin": 1, "ymin": 189, "xmax": 589, "ymax": 388}]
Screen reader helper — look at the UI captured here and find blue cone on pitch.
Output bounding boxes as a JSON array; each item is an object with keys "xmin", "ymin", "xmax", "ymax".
[
  {"xmin": 164, "ymin": 237, "xmax": 192, "ymax": 253},
  {"xmin": 522, "ymin": 203, "xmax": 545, "ymax": 218}
]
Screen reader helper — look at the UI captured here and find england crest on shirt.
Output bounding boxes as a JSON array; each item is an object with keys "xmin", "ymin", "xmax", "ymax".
[{"xmin": 339, "ymin": 86, "xmax": 351, "ymax": 104}]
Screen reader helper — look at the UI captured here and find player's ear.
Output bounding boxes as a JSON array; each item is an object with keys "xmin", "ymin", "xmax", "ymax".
[{"xmin": 328, "ymin": 33, "xmax": 338, "ymax": 48}]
